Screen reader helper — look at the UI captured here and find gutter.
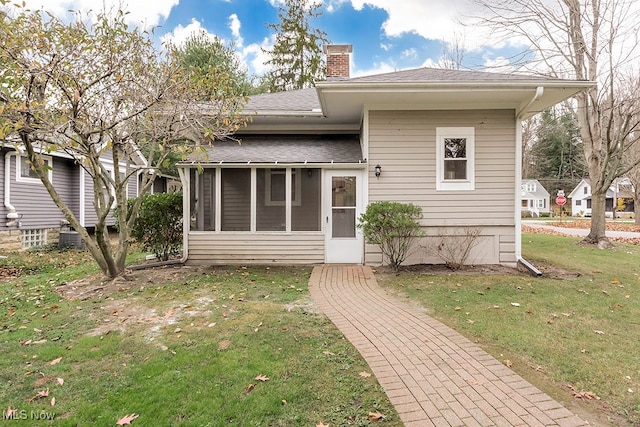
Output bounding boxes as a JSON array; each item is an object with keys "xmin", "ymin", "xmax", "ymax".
[
  {"xmin": 515, "ymin": 87, "xmax": 544, "ymax": 270},
  {"xmin": 4, "ymin": 151, "xmax": 21, "ymax": 227},
  {"xmin": 516, "ymin": 86, "xmax": 544, "ymax": 119},
  {"xmin": 518, "ymin": 258, "xmax": 543, "ymax": 277}
]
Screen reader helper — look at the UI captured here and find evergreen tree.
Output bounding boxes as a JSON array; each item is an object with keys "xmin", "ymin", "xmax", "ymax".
[
  {"xmin": 262, "ymin": 0, "xmax": 330, "ymax": 92},
  {"xmin": 528, "ymin": 108, "xmax": 585, "ymax": 194},
  {"xmin": 168, "ymin": 30, "xmax": 256, "ymax": 97}
]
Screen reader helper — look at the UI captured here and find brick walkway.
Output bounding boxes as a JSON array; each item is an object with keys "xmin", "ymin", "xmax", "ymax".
[{"xmin": 308, "ymin": 265, "xmax": 589, "ymax": 427}]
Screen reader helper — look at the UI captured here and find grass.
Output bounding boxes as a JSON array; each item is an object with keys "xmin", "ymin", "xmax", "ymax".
[
  {"xmin": 0, "ymin": 249, "xmax": 400, "ymax": 426},
  {"xmin": 377, "ymin": 233, "xmax": 640, "ymax": 426}
]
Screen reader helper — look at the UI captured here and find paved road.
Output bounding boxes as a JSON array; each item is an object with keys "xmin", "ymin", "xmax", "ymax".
[{"xmin": 522, "ymin": 220, "xmax": 640, "ymax": 239}]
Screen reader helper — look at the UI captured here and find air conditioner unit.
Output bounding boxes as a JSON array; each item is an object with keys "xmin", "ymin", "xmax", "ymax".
[{"xmin": 59, "ymin": 231, "xmax": 85, "ymax": 249}]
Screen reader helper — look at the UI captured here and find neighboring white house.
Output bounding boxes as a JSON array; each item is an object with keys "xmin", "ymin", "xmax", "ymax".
[
  {"xmin": 568, "ymin": 178, "xmax": 635, "ymax": 217},
  {"xmin": 520, "ymin": 179, "xmax": 550, "ymax": 216}
]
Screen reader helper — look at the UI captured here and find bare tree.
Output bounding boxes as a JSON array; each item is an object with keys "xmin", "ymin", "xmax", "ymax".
[
  {"xmin": 0, "ymin": 5, "xmax": 245, "ymax": 278},
  {"xmin": 471, "ymin": 0, "xmax": 640, "ymax": 247},
  {"xmin": 440, "ymin": 32, "xmax": 467, "ymax": 70}
]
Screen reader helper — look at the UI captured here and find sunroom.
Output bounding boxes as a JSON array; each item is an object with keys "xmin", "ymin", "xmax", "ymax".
[{"xmin": 177, "ymin": 135, "xmax": 367, "ymax": 265}]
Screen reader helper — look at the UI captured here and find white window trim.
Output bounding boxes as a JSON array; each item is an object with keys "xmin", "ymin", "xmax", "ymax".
[
  {"xmin": 436, "ymin": 127, "xmax": 475, "ymax": 191},
  {"xmin": 265, "ymin": 168, "xmax": 302, "ymax": 207},
  {"xmin": 17, "ymin": 155, "xmax": 53, "ymax": 184}
]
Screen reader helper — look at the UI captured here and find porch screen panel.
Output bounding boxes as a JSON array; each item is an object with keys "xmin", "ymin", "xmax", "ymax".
[
  {"xmin": 257, "ymin": 168, "xmax": 285, "ymax": 231},
  {"xmin": 292, "ymin": 168, "xmax": 321, "ymax": 231},
  {"xmin": 202, "ymin": 169, "xmax": 216, "ymax": 231},
  {"xmin": 221, "ymin": 169, "xmax": 250, "ymax": 231}
]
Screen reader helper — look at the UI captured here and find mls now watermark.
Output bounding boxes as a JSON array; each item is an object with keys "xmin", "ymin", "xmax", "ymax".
[{"xmin": 3, "ymin": 409, "xmax": 56, "ymax": 421}]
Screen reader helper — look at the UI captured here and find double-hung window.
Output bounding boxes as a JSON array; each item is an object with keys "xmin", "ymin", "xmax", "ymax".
[
  {"xmin": 17, "ymin": 155, "xmax": 53, "ymax": 184},
  {"xmin": 436, "ymin": 127, "xmax": 475, "ymax": 191}
]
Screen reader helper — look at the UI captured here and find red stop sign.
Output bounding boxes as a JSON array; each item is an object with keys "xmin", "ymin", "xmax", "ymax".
[{"xmin": 556, "ymin": 195, "xmax": 567, "ymax": 206}]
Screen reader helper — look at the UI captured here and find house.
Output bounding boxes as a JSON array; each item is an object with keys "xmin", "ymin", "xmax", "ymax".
[
  {"xmin": 520, "ymin": 179, "xmax": 550, "ymax": 217},
  {"xmin": 569, "ymin": 178, "xmax": 635, "ymax": 217},
  {"xmin": 177, "ymin": 44, "xmax": 593, "ymax": 267},
  {"xmin": 0, "ymin": 146, "xmax": 143, "ymax": 251}
]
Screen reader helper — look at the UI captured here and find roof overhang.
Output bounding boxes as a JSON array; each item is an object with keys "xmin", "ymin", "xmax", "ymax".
[{"xmin": 314, "ymin": 80, "xmax": 594, "ymax": 123}]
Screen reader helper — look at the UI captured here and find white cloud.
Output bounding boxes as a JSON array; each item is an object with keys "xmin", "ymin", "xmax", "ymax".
[
  {"xmin": 352, "ymin": 59, "xmax": 398, "ymax": 77},
  {"xmin": 402, "ymin": 48, "xmax": 418, "ymax": 60},
  {"xmin": 241, "ymin": 36, "xmax": 275, "ymax": 76},
  {"xmin": 20, "ymin": 0, "xmax": 179, "ymax": 27},
  {"xmin": 160, "ymin": 18, "xmax": 212, "ymax": 48},
  {"xmin": 228, "ymin": 13, "xmax": 243, "ymax": 45},
  {"xmin": 347, "ymin": 0, "xmax": 508, "ymax": 51}
]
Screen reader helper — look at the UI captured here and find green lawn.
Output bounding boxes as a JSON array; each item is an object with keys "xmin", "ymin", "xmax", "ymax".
[
  {"xmin": 377, "ymin": 233, "xmax": 640, "ymax": 426},
  {"xmin": 0, "ymin": 249, "xmax": 400, "ymax": 426}
]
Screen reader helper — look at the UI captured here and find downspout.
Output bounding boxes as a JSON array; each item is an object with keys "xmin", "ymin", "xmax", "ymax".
[
  {"xmin": 516, "ymin": 87, "xmax": 544, "ymax": 276},
  {"xmin": 4, "ymin": 151, "xmax": 21, "ymax": 227},
  {"xmin": 177, "ymin": 166, "xmax": 189, "ymax": 264}
]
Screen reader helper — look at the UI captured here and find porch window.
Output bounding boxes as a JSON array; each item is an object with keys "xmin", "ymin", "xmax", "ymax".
[{"xmin": 436, "ymin": 127, "xmax": 475, "ymax": 191}]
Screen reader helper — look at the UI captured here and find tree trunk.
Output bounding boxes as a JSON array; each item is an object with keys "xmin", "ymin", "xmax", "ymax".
[{"xmin": 584, "ymin": 188, "xmax": 613, "ymax": 247}]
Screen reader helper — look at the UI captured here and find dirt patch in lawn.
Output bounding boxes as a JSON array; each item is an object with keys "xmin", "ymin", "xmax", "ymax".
[{"xmin": 55, "ymin": 264, "xmax": 197, "ymax": 300}]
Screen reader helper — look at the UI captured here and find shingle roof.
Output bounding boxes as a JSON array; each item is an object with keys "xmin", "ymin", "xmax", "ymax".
[
  {"xmin": 244, "ymin": 88, "xmax": 320, "ymax": 112},
  {"xmin": 344, "ymin": 67, "xmax": 557, "ymax": 83},
  {"xmin": 187, "ymin": 135, "xmax": 363, "ymax": 164}
]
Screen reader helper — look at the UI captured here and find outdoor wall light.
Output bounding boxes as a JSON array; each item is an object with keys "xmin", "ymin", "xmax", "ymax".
[{"xmin": 374, "ymin": 164, "xmax": 382, "ymax": 178}]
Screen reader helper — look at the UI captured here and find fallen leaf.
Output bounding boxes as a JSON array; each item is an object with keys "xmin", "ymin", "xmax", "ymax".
[
  {"xmin": 594, "ymin": 330, "xmax": 605, "ymax": 335},
  {"xmin": 218, "ymin": 340, "xmax": 231, "ymax": 351},
  {"xmin": 368, "ymin": 411, "xmax": 386, "ymax": 422},
  {"xmin": 50, "ymin": 397, "xmax": 55, "ymax": 406},
  {"xmin": 573, "ymin": 391, "xmax": 600, "ymax": 400},
  {"xmin": 467, "ymin": 319, "xmax": 475, "ymax": 324},
  {"xmin": 116, "ymin": 413, "xmax": 139, "ymax": 425},
  {"xmin": 255, "ymin": 374, "xmax": 269, "ymax": 382},
  {"xmin": 48, "ymin": 357, "xmax": 62, "ymax": 366},
  {"xmin": 504, "ymin": 359, "xmax": 513, "ymax": 368},
  {"xmin": 56, "ymin": 378, "xmax": 64, "ymax": 386},
  {"xmin": 242, "ymin": 383, "xmax": 256, "ymax": 396},
  {"xmin": 322, "ymin": 351, "xmax": 334, "ymax": 356},
  {"xmin": 611, "ymin": 278, "xmax": 620, "ymax": 284},
  {"xmin": 359, "ymin": 371, "xmax": 371, "ymax": 378},
  {"xmin": 27, "ymin": 388, "xmax": 49, "ymax": 403},
  {"xmin": 316, "ymin": 423, "xmax": 329, "ymax": 427},
  {"xmin": 454, "ymin": 306, "xmax": 461, "ymax": 311},
  {"xmin": 511, "ymin": 302, "xmax": 520, "ymax": 307}
]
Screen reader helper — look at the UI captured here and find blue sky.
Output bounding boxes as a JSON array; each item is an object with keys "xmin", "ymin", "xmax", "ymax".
[{"xmin": 18, "ymin": 0, "xmax": 526, "ymax": 78}]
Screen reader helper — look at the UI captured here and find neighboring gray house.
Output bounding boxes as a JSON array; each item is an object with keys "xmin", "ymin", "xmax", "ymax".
[
  {"xmin": 177, "ymin": 44, "xmax": 592, "ymax": 267},
  {"xmin": 520, "ymin": 179, "xmax": 550, "ymax": 216},
  {"xmin": 1, "ymin": 146, "xmax": 141, "ymax": 250}
]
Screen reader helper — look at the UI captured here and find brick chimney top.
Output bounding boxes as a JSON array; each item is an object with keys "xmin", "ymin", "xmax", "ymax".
[{"xmin": 324, "ymin": 44, "xmax": 352, "ymax": 79}]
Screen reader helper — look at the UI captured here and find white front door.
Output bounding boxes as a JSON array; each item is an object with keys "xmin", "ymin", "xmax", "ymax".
[{"xmin": 324, "ymin": 170, "xmax": 364, "ymax": 263}]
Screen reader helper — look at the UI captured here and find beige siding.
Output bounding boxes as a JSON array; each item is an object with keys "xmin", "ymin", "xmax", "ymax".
[
  {"xmin": 364, "ymin": 226, "xmax": 516, "ymax": 267},
  {"xmin": 366, "ymin": 109, "xmax": 518, "ymax": 266},
  {"xmin": 187, "ymin": 233, "xmax": 324, "ymax": 265},
  {"xmin": 368, "ymin": 109, "xmax": 516, "ymax": 224}
]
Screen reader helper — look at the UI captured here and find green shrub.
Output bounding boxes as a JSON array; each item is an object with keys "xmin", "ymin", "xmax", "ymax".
[
  {"xmin": 127, "ymin": 192, "xmax": 183, "ymax": 261},
  {"xmin": 358, "ymin": 201, "xmax": 424, "ymax": 271}
]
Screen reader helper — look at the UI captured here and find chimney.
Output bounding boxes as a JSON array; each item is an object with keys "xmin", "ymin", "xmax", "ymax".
[{"xmin": 324, "ymin": 44, "xmax": 352, "ymax": 79}]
